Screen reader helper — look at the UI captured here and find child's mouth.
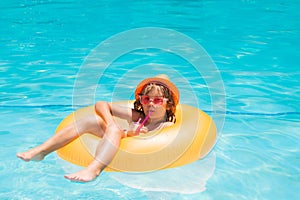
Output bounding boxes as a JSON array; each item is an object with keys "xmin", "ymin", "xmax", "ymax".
[{"xmin": 149, "ymin": 109, "xmax": 155, "ymax": 113}]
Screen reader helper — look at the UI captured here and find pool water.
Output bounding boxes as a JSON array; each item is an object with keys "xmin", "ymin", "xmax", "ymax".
[{"xmin": 1, "ymin": 0, "xmax": 299, "ymax": 199}]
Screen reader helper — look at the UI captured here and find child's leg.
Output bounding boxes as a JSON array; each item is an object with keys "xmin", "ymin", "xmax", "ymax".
[
  {"xmin": 64, "ymin": 124, "xmax": 123, "ymax": 182},
  {"xmin": 16, "ymin": 114, "xmax": 105, "ymax": 162}
]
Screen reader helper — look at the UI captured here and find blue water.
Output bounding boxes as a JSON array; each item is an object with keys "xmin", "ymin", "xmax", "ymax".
[{"xmin": 1, "ymin": 0, "xmax": 300, "ymax": 199}]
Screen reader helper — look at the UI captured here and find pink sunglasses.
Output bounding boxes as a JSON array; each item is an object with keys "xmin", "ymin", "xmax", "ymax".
[{"xmin": 139, "ymin": 95, "xmax": 168, "ymax": 105}]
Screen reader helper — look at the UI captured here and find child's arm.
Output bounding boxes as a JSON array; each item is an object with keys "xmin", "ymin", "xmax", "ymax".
[{"xmin": 94, "ymin": 101, "xmax": 137, "ymax": 125}]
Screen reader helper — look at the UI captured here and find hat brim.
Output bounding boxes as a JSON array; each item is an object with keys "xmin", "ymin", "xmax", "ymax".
[{"xmin": 135, "ymin": 77, "xmax": 180, "ymax": 105}]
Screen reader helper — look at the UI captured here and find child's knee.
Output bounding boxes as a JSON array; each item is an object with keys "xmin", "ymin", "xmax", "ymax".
[{"xmin": 105, "ymin": 125, "xmax": 122, "ymax": 139}]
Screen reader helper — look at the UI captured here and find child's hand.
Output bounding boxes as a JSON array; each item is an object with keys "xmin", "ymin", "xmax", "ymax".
[{"xmin": 137, "ymin": 125, "xmax": 148, "ymax": 134}]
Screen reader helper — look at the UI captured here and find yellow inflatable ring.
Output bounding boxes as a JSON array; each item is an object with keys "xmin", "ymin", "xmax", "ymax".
[{"xmin": 56, "ymin": 101, "xmax": 216, "ymax": 172}]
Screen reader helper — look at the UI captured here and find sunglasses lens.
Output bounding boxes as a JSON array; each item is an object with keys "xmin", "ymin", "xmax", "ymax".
[
  {"xmin": 141, "ymin": 96, "xmax": 150, "ymax": 104},
  {"xmin": 153, "ymin": 97, "xmax": 164, "ymax": 104}
]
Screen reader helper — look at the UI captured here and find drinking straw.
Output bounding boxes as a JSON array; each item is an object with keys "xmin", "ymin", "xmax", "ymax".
[{"xmin": 135, "ymin": 111, "xmax": 152, "ymax": 134}]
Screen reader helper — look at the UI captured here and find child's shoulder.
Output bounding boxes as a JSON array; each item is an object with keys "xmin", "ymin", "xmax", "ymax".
[
  {"xmin": 158, "ymin": 122, "xmax": 174, "ymax": 129},
  {"xmin": 162, "ymin": 122, "xmax": 174, "ymax": 127}
]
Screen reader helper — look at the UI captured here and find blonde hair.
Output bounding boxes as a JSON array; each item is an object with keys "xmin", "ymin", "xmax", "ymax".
[{"xmin": 134, "ymin": 83, "xmax": 176, "ymax": 123}]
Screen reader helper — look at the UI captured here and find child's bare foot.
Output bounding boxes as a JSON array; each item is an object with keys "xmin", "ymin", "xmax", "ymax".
[
  {"xmin": 16, "ymin": 147, "xmax": 45, "ymax": 162},
  {"xmin": 64, "ymin": 168, "xmax": 101, "ymax": 182}
]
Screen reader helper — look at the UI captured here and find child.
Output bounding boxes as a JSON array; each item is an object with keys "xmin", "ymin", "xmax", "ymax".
[{"xmin": 17, "ymin": 74, "xmax": 180, "ymax": 182}]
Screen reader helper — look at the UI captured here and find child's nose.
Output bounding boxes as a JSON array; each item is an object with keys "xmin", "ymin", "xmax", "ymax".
[{"xmin": 148, "ymin": 100, "xmax": 155, "ymax": 105}]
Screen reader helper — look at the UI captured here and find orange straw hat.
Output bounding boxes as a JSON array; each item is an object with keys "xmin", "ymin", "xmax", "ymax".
[{"xmin": 135, "ymin": 74, "xmax": 180, "ymax": 106}]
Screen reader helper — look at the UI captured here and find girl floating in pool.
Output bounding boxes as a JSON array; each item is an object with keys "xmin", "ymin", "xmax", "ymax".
[{"xmin": 17, "ymin": 74, "xmax": 180, "ymax": 182}]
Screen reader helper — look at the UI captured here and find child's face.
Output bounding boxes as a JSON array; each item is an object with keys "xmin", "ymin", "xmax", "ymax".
[{"xmin": 141, "ymin": 87, "xmax": 167, "ymax": 120}]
